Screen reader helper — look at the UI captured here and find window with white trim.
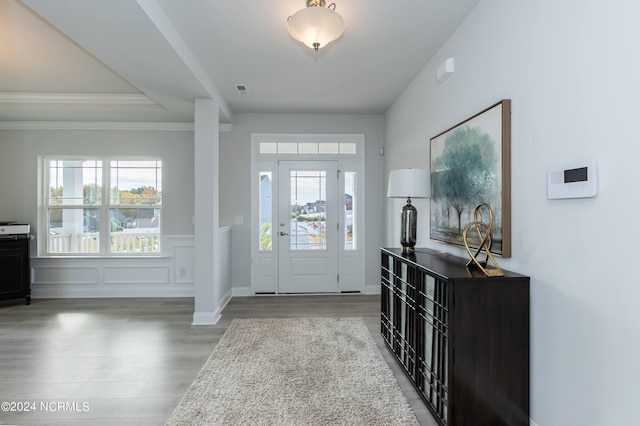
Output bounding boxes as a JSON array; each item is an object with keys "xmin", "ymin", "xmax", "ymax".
[
  {"xmin": 259, "ymin": 170, "xmax": 273, "ymax": 251},
  {"xmin": 43, "ymin": 158, "xmax": 162, "ymax": 255},
  {"xmin": 259, "ymin": 141, "xmax": 357, "ymax": 155}
]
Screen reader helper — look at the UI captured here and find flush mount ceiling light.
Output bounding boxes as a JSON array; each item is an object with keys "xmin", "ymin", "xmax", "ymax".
[{"xmin": 287, "ymin": 0, "xmax": 345, "ymax": 52}]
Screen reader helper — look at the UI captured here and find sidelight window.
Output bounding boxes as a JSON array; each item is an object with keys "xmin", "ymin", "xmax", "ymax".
[
  {"xmin": 344, "ymin": 171, "xmax": 357, "ymax": 250},
  {"xmin": 259, "ymin": 171, "xmax": 273, "ymax": 251}
]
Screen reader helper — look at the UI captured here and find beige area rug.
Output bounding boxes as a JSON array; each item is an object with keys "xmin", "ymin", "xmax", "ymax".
[{"xmin": 166, "ymin": 317, "xmax": 419, "ymax": 425}]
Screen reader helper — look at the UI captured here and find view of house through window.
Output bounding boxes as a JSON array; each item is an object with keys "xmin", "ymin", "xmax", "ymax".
[
  {"xmin": 289, "ymin": 170, "xmax": 327, "ymax": 250},
  {"xmin": 45, "ymin": 159, "xmax": 162, "ymax": 255},
  {"xmin": 259, "ymin": 171, "xmax": 273, "ymax": 251},
  {"xmin": 344, "ymin": 172, "xmax": 356, "ymax": 250},
  {"xmin": 258, "ymin": 169, "xmax": 358, "ymax": 252}
]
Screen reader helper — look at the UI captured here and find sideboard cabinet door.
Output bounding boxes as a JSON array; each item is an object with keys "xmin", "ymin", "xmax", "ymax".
[
  {"xmin": 381, "ymin": 247, "xmax": 529, "ymax": 426},
  {"xmin": 0, "ymin": 238, "xmax": 31, "ymax": 305}
]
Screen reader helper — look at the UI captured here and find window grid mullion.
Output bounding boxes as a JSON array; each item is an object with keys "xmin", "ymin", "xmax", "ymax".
[{"xmin": 101, "ymin": 160, "xmax": 110, "ymax": 254}]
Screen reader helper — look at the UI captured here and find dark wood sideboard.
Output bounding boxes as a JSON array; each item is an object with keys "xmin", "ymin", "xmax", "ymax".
[
  {"xmin": 0, "ymin": 237, "xmax": 31, "ymax": 305},
  {"xmin": 381, "ymin": 247, "xmax": 529, "ymax": 426}
]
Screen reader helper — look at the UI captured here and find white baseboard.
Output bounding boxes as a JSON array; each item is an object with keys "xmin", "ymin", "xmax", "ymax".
[
  {"xmin": 219, "ymin": 288, "xmax": 232, "ymax": 311},
  {"xmin": 232, "ymin": 286, "xmax": 253, "ymax": 297},
  {"xmin": 192, "ymin": 309, "xmax": 221, "ymax": 325},
  {"xmin": 364, "ymin": 284, "xmax": 381, "ymax": 295},
  {"xmin": 31, "ymin": 284, "xmax": 194, "ymax": 298},
  {"xmin": 232, "ymin": 286, "xmax": 383, "ymax": 296}
]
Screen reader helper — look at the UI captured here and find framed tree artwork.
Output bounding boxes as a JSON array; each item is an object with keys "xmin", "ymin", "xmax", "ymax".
[{"xmin": 430, "ymin": 99, "xmax": 511, "ymax": 257}]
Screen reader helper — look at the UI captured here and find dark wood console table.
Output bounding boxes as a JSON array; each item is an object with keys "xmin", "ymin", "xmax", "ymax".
[{"xmin": 381, "ymin": 247, "xmax": 529, "ymax": 425}]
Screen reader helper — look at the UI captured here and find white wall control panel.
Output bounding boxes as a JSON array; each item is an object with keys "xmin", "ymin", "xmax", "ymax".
[{"xmin": 548, "ymin": 162, "xmax": 598, "ymax": 199}]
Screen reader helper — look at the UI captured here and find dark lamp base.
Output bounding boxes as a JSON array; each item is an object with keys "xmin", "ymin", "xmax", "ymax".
[{"xmin": 400, "ymin": 198, "xmax": 418, "ymax": 254}]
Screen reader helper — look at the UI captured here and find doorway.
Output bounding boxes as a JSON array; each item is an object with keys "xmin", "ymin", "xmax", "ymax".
[{"xmin": 251, "ymin": 133, "xmax": 364, "ymax": 294}]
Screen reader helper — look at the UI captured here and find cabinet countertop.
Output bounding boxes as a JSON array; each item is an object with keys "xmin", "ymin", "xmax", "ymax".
[{"xmin": 381, "ymin": 247, "xmax": 528, "ymax": 280}]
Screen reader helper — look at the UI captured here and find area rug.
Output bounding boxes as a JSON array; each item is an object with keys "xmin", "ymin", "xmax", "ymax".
[{"xmin": 166, "ymin": 317, "xmax": 419, "ymax": 425}]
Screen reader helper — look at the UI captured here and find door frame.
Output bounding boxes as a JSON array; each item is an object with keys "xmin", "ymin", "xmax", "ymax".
[{"xmin": 250, "ymin": 133, "xmax": 365, "ymax": 295}]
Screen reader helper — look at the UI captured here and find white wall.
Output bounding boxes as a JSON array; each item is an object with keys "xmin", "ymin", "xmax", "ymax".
[
  {"xmin": 0, "ymin": 128, "xmax": 195, "ymax": 235},
  {"xmin": 220, "ymin": 113, "xmax": 385, "ymax": 293},
  {"xmin": 0, "ymin": 127, "xmax": 197, "ymax": 296},
  {"xmin": 385, "ymin": 0, "xmax": 640, "ymax": 424}
]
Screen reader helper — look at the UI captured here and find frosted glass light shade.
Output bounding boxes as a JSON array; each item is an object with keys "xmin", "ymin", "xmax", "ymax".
[
  {"xmin": 288, "ymin": 6, "xmax": 345, "ymax": 51},
  {"xmin": 387, "ymin": 169, "xmax": 430, "ymax": 199}
]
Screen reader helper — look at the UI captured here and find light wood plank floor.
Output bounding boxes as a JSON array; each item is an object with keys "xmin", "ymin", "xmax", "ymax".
[{"xmin": 0, "ymin": 296, "xmax": 437, "ymax": 425}]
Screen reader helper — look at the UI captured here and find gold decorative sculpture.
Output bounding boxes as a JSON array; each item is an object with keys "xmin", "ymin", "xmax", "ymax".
[{"xmin": 463, "ymin": 203, "xmax": 505, "ymax": 277}]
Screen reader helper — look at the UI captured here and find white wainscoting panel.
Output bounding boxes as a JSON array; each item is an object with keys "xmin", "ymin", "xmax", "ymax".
[
  {"xmin": 173, "ymin": 244, "xmax": 195, "ymax": 283},
  {"xmin": 217, "ymin": 227, "xmax": 232, "ymax": 308},
  {"xmin": 339, "ymin": 253, "xmax": 363, "ymax": 293},
  {"xmin": 103, "ymin": 265, "xmax": 170, "ymax": 284},
  {"xmin": 31, "ymin": 235, "xmax": 196, "ymax": 298},
  {"xmin": 34, "ymin": 266, "xmax": 99, "ymax": 285}
]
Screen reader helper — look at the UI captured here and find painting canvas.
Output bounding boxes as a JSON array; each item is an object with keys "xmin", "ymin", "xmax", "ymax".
[{"xmin": 430, "ymin": 100, "xmax": 511, "ymax": 257}]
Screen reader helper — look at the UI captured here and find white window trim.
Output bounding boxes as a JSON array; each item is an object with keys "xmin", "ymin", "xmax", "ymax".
[
  {"xmin": 250, "ymin": 133, "xmax": 365, "ymax": 294},
  {"xmin": 38, "ymin": 156, "xmax": 164, "ymax": 258}
]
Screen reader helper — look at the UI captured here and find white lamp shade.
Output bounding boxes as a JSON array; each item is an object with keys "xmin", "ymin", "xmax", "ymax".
[
  {"xmin": 387, "ymin": 168, "xmax": 431, "ymax": 199},
  {"xmin": 287, "ymin": 6, "xmax": 345, "ymax": 50}
]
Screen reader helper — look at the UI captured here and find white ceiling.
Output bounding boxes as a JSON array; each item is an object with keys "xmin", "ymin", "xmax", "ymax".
[{"xmin": 1, "ymin": 0, "xmax": 479, "ymax": 124}]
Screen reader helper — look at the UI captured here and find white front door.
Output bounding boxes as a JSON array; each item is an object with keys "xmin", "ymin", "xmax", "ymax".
[{"xmin": 277, "ymin": 160, "xmax": 338, "ymax": 293}]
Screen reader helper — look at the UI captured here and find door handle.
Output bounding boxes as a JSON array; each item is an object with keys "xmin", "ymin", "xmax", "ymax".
[{"xmin": 279, "ymin": 231, "xmax": 289, "ymax": 236}]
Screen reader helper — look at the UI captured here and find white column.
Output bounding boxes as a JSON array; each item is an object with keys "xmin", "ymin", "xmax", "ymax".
[{"xmin": 193, "ymin": 98, "xmax": 221, "ymax": 324}]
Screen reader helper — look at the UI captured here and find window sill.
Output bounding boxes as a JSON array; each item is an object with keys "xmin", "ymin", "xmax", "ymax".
[{"xmin": 33, "ymin": 255, "xmax": 171, "ymax": 260}]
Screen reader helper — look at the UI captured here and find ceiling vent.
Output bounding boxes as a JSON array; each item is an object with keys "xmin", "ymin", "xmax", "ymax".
[{"xmin": 235, "ymin": 84, "xmax": 249, "ymax": 96}]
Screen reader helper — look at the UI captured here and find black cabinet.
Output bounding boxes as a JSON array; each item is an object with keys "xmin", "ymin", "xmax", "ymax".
[
  {"xmin": 381, "ymin": 247, "xmax": 529, "ymax": 426},
  {"xmin": 0, "ymin": 238, "xmax": 31, "ymax": 305}
]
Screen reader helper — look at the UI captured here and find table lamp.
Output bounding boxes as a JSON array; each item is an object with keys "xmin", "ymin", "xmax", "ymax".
[{"xmin": 387, "ymin": 168, "xmax": 430, "ymax": 253}]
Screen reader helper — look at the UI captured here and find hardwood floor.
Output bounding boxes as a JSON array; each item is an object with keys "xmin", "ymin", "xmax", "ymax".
[{"xmin": 0, "ymin": 296, "xmax": 437, "ymax": 425}]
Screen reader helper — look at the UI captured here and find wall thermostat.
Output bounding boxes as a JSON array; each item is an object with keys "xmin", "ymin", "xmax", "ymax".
[{"xmin": 548, "ymin": 162, "xmax": 598, "ymax": 199}]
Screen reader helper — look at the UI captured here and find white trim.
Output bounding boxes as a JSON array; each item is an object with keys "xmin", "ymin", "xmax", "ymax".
[
  {"xmin": 254, "ymin": 133, "xmax": 364, "ymax": 159},
  {"xmin": 192, "ymin": 309, "xmax": 221, "ymax": 325},
  {"xmin": 0, "ymin": 93, "xmax": 158, "ymax": 105},
  {"xmin": 135, "ymin": 1, "xmax": 233, "ymax": 122},
  {"xmin": 164, "ymin": 234, "xmax": 198, "ymax": 240},
  {"xmin": 253, "ymin": 133, "xmax": 364, "ymax": 147},
  {"xmin": 40, "ymin": 156, "xmax": 164, "ymax": 257},
  {"xmin": 30, "ymin": 235, "xmax": 196, "ymax": 298},
  {"xmin": 33, "ymin": 255, "xmax": 171, "ymax": 260},
  {"xmin": 232, "ymin": 286, "xmax": 253, "ymax": 297},
  {"xmin": 219, "ymin": 287, "xmax": 233, "ymax": 311},
  {"xmin": 32, "ymin": 284, "xmax": 194, "ymax": 298},
  {"xmin": 0, "ymin": 121, "xmax": 192, "ymax": 131},
  {"xmin": 364, "ymin": 284, "xmax": 381, "ymax": 295},
  {"xmin": 193, "ymin": 98, "xmax": 221, "ymax": 326},
  {"xmin": 250, "ymin": 133, "xmax": 365, "ymax": 295},
  {"xmin": 0, "ymin": 121, "xmax": 233, "ymax": 132}
]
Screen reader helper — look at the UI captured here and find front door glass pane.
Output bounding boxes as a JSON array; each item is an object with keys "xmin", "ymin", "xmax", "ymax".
[{"xmin": 290, "ymin": 170, "xmax": 326, "ymax": 250}]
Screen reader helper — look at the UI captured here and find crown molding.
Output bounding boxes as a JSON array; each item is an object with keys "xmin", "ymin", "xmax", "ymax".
[
  {"xmin": 0, "ymin": 121, "xmax": 192, "ymax": 131},
  {"xmin": 0, "ymin": 121, "xmax": 233, "ymax": 131},
  {"xmin": 0, "ymin": 93, "xmax": 158, "ymax": 105}
]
